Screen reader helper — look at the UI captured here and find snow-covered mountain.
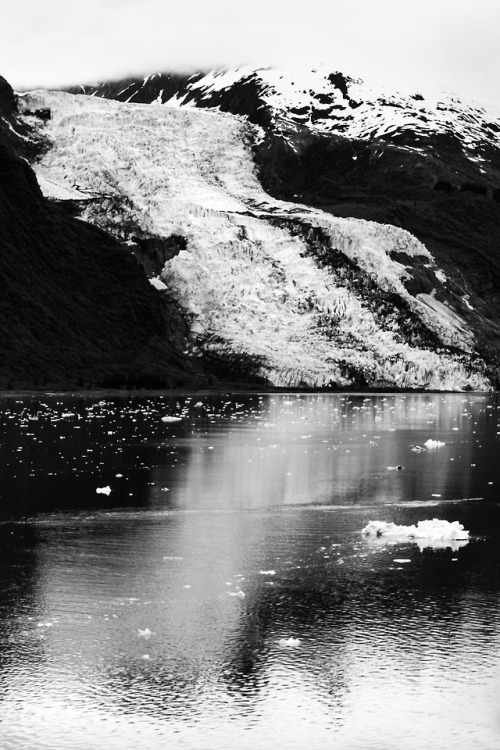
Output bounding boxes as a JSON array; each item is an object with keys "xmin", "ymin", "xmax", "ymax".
[
  {"xmin": 71, "ymin": 66, "xmax": 500, "ymax": 194},
  {"xmin": 18, "ymin": 65, "xmax": 500, "ymax": 390}
]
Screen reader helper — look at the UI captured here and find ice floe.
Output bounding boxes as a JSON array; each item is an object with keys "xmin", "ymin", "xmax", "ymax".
[
  {"xmin": 278, "ymin": 637, "xmax": 301, "ymax": 648},
  {"xmin": 424, "ymin": 439, "xmax": 446, "ymax": 448},
  {"xmin": 96, "ymin": 486, "xmax": 111, "ymax": 495},
  {"xmin": 362, "ymin": 518, "xmax": 469, "ymax": 542},
  {"xmin": 361, "ymin": 518, "xmax": 469, "ymax": 548}
]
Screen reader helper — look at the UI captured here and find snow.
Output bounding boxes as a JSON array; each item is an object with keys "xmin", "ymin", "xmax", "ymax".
[
  {"xmin": 35, "ymin": 170, "xmax": 90, "ymax": 201},
  {"xmin": 362, "ymin": 519, "xmax": 469, "ymax": 541},
  {"xmin": 167, "ymin": 65, "xmax": 500, "ymax": 160},
  {"xmin": 22, "ymin": 88, "xmax": 491, "ymax": 390}
]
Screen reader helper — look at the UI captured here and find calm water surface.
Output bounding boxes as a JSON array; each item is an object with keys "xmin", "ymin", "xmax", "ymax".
[{"xmin": 1, "ymin": 392, "xmax": 500, "ymax": 749}]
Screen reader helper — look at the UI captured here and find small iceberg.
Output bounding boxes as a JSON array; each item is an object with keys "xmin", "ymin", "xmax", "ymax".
[
  {"xmin": 278, "ymin": 637, "xmax": 301, "ymax": 648},
  {"xmin": 96, "ymin": 486, "xmax": 111, "ymax": 495},
  {"xmin": 362, "ymin": 518, "xmax": 469, "ymax": 542},
  {"xmin": 228, "ymin": 590, "xmax": 246, "ymax": 599},
  {"xmin": 161, "ymin": 416, "xmax": 182, "ymax": 423},
  {"xmin": 424, "ymin": 439, "xmax": 446, "ymax": 449}
]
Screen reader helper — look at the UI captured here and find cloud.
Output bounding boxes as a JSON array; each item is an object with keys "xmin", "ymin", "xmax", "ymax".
[{"xmin": 2, "ymin": 0, "xmax": 499, "ymax": 103}]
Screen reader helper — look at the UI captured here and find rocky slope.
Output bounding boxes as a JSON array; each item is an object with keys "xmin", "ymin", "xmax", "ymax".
[
  {"xmin": 0, "ymin": 76, "xmax": 201, "ymax": 390},
  {"xmin": 17, "ymin": 77, "xmax": 500, "ymax": 390}
]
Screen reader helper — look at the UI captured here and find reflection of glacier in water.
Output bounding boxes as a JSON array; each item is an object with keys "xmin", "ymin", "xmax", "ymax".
[{"xmin": 147, "ymin": 391, "xmax": 495, "ymax": 510}]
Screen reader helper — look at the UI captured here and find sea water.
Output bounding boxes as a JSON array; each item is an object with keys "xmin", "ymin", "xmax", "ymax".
[{"xmin": 1, "ymin": 392, "xmax": 499, "ymax": 749}]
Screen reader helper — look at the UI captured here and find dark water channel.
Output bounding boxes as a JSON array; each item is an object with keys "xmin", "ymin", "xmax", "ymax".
[{"xmin": 1, "ymin": 392, "xmax": 500, "ymax": 749}]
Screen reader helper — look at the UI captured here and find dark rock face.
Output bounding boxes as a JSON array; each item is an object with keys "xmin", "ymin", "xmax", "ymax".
[
  {"xmin": 0, "ymin": 76, "xmax": 16, "ymax": 117},
  {"xmin": 65, "ymin": 72, "xmax": 203, "ymax": 105},
  {"xmin": 0, "ymin": 79, "xmax": 204, "ymax": 390}
]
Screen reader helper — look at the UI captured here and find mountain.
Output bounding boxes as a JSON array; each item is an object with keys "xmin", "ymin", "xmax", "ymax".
[
  {"xmin": 15, "ymin": 66, "xmax": 500, "ymax": 390},
  {"xmin": 0, "ymin": 75, "xmax": 203, "ymax": 390}
]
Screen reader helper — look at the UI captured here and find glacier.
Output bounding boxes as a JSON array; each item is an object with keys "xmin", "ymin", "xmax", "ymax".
[{"xmin": 18, "ymin": 88, "xmax": 491, "ymax": 390}]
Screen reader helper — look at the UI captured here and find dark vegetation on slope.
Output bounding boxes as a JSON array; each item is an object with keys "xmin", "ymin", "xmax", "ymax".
[{"xmin": 0, "ymin": 76, "xmax": 204, "ymax": 390}]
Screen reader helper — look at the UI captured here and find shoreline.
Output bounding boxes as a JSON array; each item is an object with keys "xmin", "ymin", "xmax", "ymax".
[{"xmin": 0, "ymin": 385, "xmax": 495, "ymax": 399}]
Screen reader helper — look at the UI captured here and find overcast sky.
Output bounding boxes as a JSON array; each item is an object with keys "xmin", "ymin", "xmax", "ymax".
[{"xmin": 2, "ymin": 0, "xmax": 499, "ymax": 103}]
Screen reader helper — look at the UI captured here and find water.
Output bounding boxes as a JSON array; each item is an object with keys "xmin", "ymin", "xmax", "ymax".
[{"xmin": 1, "ymin": 392, "xmax": 500, "ymax": 749}]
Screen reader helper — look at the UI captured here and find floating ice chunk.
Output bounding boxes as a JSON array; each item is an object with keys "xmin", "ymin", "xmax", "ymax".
[
  {"xmin": 96, "ymin": 486, "xmax": 111, "ymax": 495},
  {"xmin": 424, "ymin": 439, "xmax": 446, "ymax": 448},
  {"xmin": 149, "ymin": 276, "xmax": 168, "ymax": 291},
  {"xmin": 194, "ymin": 401, "xmax": 204, "ymax": 407},
  {"xmin": 278, "ymin": 637, "xmax": 301, "ymax": 647},
  {"xmin": 362, "ymin": 518, "xmax": 469, "ymax": 542},
  {"xmin": 138, "ymin": 628, "xmax": 152, "ymax": 639},
  {"xmin": 393, "ymin": 559, "xmax": 411, "ymax": 564},
  {"xmin": 259, "ymin": 570, "xmax": 276, "ymax": 575},
  {"xmin": 411, "ymin": 445, "xmax": 425, "ymax": 452},
  {"xmin": 228, "ymin": 590, "xmax": 246, "ymax": 599},
  {"xmin": 161, "ymin": 416, "xmax": 182, "ymax": 423}
]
